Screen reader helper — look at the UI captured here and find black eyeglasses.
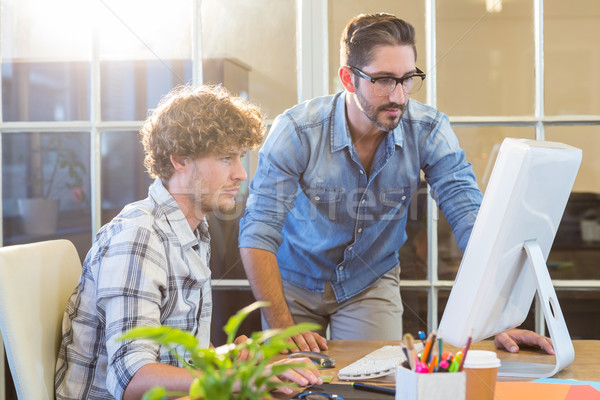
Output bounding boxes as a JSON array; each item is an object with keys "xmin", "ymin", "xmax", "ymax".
[
  {"xmin": 349, "ymin": 66, "xmax": 426, "ymax": 96},
  {"xmin": 297, "ymin": 392, "xmax": 346, "ymax": 400}
]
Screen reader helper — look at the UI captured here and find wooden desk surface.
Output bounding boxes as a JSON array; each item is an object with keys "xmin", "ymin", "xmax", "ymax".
[
  {"xmin": 273, "ymin": 340, "xmax": 599, "ymax": 399},
  {"xmin": 315, "ymin": 340, "xmax": 600, "ymax": 383}
]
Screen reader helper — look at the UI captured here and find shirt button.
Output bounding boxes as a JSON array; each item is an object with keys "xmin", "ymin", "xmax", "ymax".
[
  {"xmin": 338, "ymin": 266, "xmax": 344, "ymax": 271},
  {"xmin": 315, "ymin": 196, "xmax": 320, "ymax": 201},
  {"xmin": 358, "ymin": 228, "xmax": 363, "ymax": 233},
  {"xmin": 359, "ymin": 170, "xmax": 364, "ymax": 175},
  {"xmin": 348, "ymin": 246, "xmax": 353, "ymax": 251},
  {"xmin": 402, "ymin": 195, "xmax": 407, "ymax": 201},
  {"xmin": 361, "ymin": 199, "xmax": 366, "ymax": 204}
]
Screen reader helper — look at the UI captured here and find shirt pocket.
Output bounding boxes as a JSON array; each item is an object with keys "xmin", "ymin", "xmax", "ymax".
[
  {"xmin": 303, "ymin": 187, "xmax": 344, "ymax": 221},
  {"xmin": 379, "ymin": 187, "xmax": 412, "ymax": 220}
]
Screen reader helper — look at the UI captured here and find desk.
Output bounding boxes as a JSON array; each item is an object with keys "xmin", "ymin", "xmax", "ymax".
[
  {"xmin": 313, "ymin": 340, "xmax": 600, "ymax": 383},
  {"xmin": 272, "ymin": 339, "xmax": 600, "ymax": 398}
]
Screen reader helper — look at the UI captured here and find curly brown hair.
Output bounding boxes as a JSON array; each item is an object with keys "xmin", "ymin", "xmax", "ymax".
[{"xmin": 141, "ymin": 84, "xmax": 265, "ymax": 180}]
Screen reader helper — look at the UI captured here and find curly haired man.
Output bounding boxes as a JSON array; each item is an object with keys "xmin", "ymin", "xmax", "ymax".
[{"xmin": 55, "ymin": 85, "xmax": 320, "ymax": 400}]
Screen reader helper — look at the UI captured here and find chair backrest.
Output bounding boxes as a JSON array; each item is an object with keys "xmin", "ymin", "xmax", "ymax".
[{"xmin": 0, "ymin": 239, "xmax": 81, "ymax": 400}]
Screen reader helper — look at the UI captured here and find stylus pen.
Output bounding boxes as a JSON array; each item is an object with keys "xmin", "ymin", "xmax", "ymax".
[
  {"xmin": 458, "ymin": 330, "xmax": 473, "ymax": 372},
  {"xmin": 352, "ymin": 382, "xmax": 396, "ymax": 396}
]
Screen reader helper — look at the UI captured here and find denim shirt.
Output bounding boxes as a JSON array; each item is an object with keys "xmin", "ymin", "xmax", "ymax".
[{"xmin": 239, "ymin": 92, "xmax": 482, "ymax": 302}]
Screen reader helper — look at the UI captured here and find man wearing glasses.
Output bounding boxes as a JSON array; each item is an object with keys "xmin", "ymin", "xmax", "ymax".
[{"xmin": 239, "ymin": 13, "xmax": 554, "ymax": 355}]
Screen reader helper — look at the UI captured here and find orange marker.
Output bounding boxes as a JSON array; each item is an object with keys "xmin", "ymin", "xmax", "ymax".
[
  {"xmin": 420, "ymin": 331, "xmax": 436, "ymax": 363},
  {"xmin": 429, "ymin": 355, "xmax": 438, "ymax": 372}
]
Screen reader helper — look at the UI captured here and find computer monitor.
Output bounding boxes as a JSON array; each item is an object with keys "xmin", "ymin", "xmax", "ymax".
[{"xmin": 438, "ymin": 138, "xmax": 582, "ymax": 378}]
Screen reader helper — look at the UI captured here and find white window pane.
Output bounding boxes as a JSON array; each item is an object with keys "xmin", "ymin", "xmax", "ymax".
[
  {"xmin": 98, "ymin": 0, "xmax": 192, "ymax": 60},
  {"xmin": 201, "ymin": 0, "xmax": 297, "ymax": 118},
  {"xmin": 545, "ymin": 0, "xmax": 600, "ymax": 115},
  {"xmin": 437, "ymin": 0, "xmax": 534, "ymax": 116},
  {"xmin": 1, "ymin": 0, "xmax": 92, "ymax": 121},
  {"xmin": 97, "ymin": 1, "xmax": 193, "ymax": 120},
  {"xmin": 1, "ymin": 0, "xmax": 91, "ymax": 60}
]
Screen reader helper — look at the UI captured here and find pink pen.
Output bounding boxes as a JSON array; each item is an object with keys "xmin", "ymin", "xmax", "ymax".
[{"xmin": 415, "ymin": 362, "xmax": 429, "ymax": 373}]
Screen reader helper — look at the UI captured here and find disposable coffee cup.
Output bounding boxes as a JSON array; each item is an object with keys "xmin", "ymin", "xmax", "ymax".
[{"xmin": 463, "ymin": 350, "xmax": 501, "ymax": 400}]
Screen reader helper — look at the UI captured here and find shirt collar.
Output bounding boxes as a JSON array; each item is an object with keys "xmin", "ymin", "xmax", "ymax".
[
  {"xmin": 330, "ymin": 91, "xmax": 406, "ymax": 152},
  {"xmin": 148, "ymin": 179, "xmax": 206, "ymax": 251}
]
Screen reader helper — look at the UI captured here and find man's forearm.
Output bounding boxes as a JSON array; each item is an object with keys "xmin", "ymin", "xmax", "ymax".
[
  {"xmin": 123, "ymin": 363, "xmax": 194, "ymax": 400},
  {"xmin": 240, "ymin": 247, "xmax": 295, "ymax": 329}
]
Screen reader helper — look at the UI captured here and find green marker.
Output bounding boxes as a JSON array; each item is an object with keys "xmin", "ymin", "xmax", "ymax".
[{"xmin": 448, "ymin": 357, "xmax": 460, "ymax": 372}]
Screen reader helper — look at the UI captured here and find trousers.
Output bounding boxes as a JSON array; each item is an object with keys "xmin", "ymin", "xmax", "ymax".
[{"xmin": 263, "ymin": 264, "xmax": 404, "ymax": 340}]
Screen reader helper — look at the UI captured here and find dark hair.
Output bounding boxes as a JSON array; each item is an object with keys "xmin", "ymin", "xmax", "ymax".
[
  {"xmin": 141, "ymin": 84, "xmax": 265, "ymax": 180},
  {"xmin": 340, "ymin": 13, "xmax": 417, "ymax": 69}
]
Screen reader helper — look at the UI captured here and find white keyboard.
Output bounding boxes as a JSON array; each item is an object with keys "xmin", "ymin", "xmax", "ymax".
[{"xmin": 338, "ymin": 343, "xmax": 424, "ymax": 380}]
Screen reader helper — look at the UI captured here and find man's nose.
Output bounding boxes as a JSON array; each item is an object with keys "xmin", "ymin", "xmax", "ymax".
[
  {"xmin": 232, "ymin": 157, "xmax": 248, "ymax": 181},
  {"xmin": 388, "ymin": 83, "xmax": 406, "ymax": 104}
]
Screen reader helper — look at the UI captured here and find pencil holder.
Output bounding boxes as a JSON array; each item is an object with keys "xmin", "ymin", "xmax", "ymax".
[{"xmin": 395, "ymin": 366, "xmax": 466, "ymax": 400}]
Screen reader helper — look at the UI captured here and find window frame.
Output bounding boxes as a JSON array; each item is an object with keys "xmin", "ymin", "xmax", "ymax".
[{"xmin": 2, "ymin": 1, "xmax": 600, "ymax": 366}]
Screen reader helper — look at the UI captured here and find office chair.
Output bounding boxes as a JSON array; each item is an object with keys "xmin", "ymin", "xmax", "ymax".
[{"xmin": 0, "ymin": 239, "xmax": 82, "ymax": 400}]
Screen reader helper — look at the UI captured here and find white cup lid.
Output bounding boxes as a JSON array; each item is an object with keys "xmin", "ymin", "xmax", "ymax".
[{"xmin": 463, "ymin": 350, "xmax": 501, "ymax": 368}]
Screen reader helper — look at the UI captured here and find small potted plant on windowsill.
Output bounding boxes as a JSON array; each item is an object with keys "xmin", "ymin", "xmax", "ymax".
[
  {"xmin": 119, "ymin": 301, "xmax": 320, "ymax": 400},
  {"xmin": 17, "ymin": 133, "xmax": 87, "ymax": 236}
]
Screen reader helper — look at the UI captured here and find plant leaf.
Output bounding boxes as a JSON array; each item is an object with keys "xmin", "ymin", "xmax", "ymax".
[
  {"xmin": 189, "ymin": 378, "xmax": 204, "ymax": 398},
  {"xmin": 118, "ymin": 326, "xmax": 199, "ymax": 351},
  {"xmin": 141, "ymin": 386, "xmax": 167, "ymax": 400},
  {"xmin": 223, "ymin": 301, "xmax": 269, "ymax": 344},
  {"xmin": 120, "ymin": 303, "xmax": 323, "ymax": 400}
]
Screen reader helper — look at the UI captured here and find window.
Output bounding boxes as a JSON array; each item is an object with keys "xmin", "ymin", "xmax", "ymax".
[
  {"xmin": 326, "ymin": 0, "xmax": 600, "ymax": 339},
  {"xmin": 437, "ymin": 0, "xmax": 535, "ymax": 116},
  {"xmin": 0, "ymin": 0, "xmax": 298, "ymax": 361},
  {"xmin": 2, "ymin": 6, "xmax": 600, "ymax": 394}
]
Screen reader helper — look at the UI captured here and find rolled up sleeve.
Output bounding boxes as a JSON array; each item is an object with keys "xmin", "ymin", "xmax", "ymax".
[
  {"xmin": 239, "ymin": 114, "xmax": 308, "ymax": 253},
  {"xmin": 97, "ymin": 227, "xmax": 168, "ymax": 399},
  {"xmin": 421, "ymin": 114, "xmax": 483, "ymax": 251}
]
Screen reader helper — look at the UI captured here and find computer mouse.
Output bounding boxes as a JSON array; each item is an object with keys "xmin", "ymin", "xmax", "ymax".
[{"xmin": 287, "ymin": 351, "xmax": 336, "ymax": 368}]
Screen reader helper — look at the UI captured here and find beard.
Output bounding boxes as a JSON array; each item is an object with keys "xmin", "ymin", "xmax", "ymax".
[
  {"xmin": 195, "ymin": 185, "xmax": 240, "ymax": 215},
  {"xmin": 181, "ymin": 189, "xmax": 238, "ymax": 223},
  {"xmin": 189, "ymin": 167, "xmax": 238, "ymax": 217},
  {"xmin": 356, "ymin": 88, "xmax": 406, "ymax": 132}
]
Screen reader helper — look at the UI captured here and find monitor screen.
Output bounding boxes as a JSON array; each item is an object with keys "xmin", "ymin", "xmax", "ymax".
[{"xmin": 439, "ymin": 138, "xmax": 582, "ymax": 349}]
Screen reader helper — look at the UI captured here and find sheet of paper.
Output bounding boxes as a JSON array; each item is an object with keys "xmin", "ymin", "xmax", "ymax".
[
  {"xmin": 533, "ymin": 378, "xmax": 600, "ymax": 392},
  {"xmin": 494, "ymin": 381, "xmax": 571, "ymax": 400},
  {"xmin": 565, "ymin": 385, "xmax": 600, "ymax": 400}
]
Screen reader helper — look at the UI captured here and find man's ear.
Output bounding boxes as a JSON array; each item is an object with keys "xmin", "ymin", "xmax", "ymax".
[
  {"xmin": 339, "ymin": 66, "xmax": 356, "ymax": 93},
  {"xmin": 170, "ymin": 155, "xmax": 187, "ymax": 172}
]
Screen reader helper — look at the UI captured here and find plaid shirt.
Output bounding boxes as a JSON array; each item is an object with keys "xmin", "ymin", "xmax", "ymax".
[{"xmin": 55, "ymin": 179, "xmax": 212, "ymax": 400}]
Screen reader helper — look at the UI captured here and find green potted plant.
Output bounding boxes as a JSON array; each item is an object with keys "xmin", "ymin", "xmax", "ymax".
[
  {"xmin": 119, "ymin": 301, "xmax": 320, "ymax": 400},
  {"xmin": 18, "ymin": 133, "xmax": 87, "ymax": 235}
]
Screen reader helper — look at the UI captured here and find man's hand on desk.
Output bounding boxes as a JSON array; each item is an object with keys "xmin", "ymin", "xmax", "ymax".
[
  {"xmin": 234, "ymin": 334, "xmax": 250, "ymax": 361},
  {"xmin": 494, "ymin": 328, "xmax": 555, "ymax": 355},
  {"xmin": 286, "ymin": 331, "xmax": 328, "ymax": 354},
  {"xmin": 267, "ymin": 357, "xmax": 323, "ymax": 395}
]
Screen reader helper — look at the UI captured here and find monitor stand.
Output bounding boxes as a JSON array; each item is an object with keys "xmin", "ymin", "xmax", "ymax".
[{"xmin": 498, "ymin": 240, "xmax": 575, "ymax": 378}]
